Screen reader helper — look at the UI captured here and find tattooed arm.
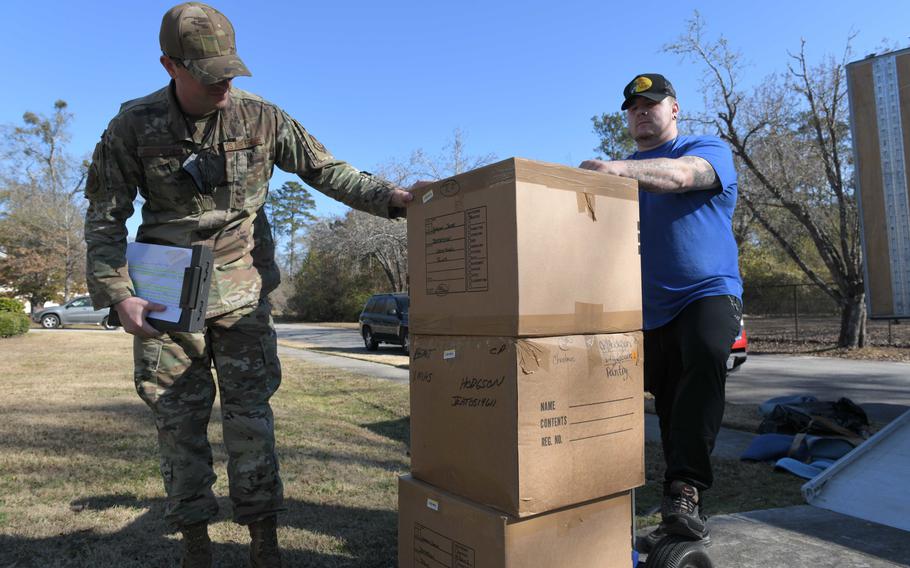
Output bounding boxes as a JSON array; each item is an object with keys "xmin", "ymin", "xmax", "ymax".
[{"xmin": 579, "ymin": 156, "xmax": 720, "ymax": 193}]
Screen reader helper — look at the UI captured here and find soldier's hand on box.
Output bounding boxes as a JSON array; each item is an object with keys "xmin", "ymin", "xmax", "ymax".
[
  {"xmin": 390, "ymin": 188, "xmax": 415, "ymax": 209},
  {"xmin": 409, "ymin": 180, "xmax": 434, "ymax": 191},
  {"xmin": 115, "ymin": 296, "xmax": 166, "ymax": 338}
]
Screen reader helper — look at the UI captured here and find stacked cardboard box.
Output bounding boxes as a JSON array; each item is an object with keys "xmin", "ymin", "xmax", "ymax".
[
  {"xmin": 401, "ymin": 158, "xmax": 644, "ymax": 568},
  {"xmin": 399, "ymin": 475, "xmax": 634, "ymax": 568}
]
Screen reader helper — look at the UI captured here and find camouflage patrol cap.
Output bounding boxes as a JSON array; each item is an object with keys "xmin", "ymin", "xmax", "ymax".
[{"xmin": 160, "ymin": 2, "xmax": 252, "ymax": 84}]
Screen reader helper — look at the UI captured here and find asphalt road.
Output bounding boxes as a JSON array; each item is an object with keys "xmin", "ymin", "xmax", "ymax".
[
  {"xmin": 728, "ymin": 354, "xmax": 910, "ymax": 422},
  {"xmin": 274, "ymin": 322, "xmax": 365, "ymax": 349},
  {"xmin": 274, "ymin": 323, "xmax": 910, "ymax": 423}
]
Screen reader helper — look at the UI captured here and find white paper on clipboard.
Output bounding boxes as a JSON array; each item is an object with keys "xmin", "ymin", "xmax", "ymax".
[{"xmin": 126, "ymin": 242, "xmax": 193, "ymax": 323}]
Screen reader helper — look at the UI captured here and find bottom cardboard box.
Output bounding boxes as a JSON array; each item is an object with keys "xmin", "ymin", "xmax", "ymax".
[{"xmin": 398, "ymin": 475, "xmax": 632, "ymax": 568}]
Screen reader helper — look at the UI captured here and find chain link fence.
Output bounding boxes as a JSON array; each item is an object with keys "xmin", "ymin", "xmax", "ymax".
[{"xmin": 743, "ymin": 283, "xmax": 910, "ymax": 347}]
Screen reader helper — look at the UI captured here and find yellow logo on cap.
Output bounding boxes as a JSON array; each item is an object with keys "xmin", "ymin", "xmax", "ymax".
[{"xmin": 631, "ymin": 76, "xmax": 653, "ymax": 94}]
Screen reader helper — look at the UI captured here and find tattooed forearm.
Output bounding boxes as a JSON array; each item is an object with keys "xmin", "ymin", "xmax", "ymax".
[
  {"xmin": 618, "ymin": 156, "xmax": 720, "ymax": 193},
  {"xmin": 620, "ymin": 159, "xmax": 687, "ymax": 192},
  {"xmin": 579, "ymin": 156, "xmax": 721, "ymax": 193},
  {"xmin": 683, "ymin": 156, "xmax": 721, "ymax": 190}
]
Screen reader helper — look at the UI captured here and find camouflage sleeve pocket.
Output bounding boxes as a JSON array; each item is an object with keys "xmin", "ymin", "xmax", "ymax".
[
  {"xmin": 298, "ymin": 126, "xmax": 335, "ymax": 170},
  {"xmin": 84, "ymin": 141, "xmax": 107, "ymax": 200}
]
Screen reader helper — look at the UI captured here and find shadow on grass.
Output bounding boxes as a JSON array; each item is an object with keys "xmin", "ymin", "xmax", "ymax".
[
  {"xmin": 0, "ymin": 402, "xmax": 154, "ymax": 457},
  {"xmin": 0, "ymin": 400, "xmax": 404, "ymax": 566},
  {"xmin": 1, "ymin": 494, "xmax": 398, "ymax": 568},
  {"xmin": 0, "ymin": 402, "xmax": 414, "ymax": 468},
  {"xmin": 362, "ymin": 416, "xmax": 410, "ymax": 447}
]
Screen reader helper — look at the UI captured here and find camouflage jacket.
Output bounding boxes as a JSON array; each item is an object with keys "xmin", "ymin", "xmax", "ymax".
[{"xmin": 84, "ymin": 82, "xmax": 402, "ymax": 317}]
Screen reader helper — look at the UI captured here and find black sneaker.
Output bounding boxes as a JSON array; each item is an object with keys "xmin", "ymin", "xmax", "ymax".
[{"xmin": 661, "ymin": 480, "xmax": 710, "ymax": 542}]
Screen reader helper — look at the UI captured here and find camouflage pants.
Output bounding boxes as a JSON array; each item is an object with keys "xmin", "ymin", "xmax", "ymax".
[{"xmin": 133, "ymin": 299, "xmax": 284, "ymax": 526}]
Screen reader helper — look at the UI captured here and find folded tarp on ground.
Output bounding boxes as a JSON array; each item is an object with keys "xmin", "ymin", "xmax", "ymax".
[
  {"xmin": 741, "ymin": 433, "xmax": 855, "ymax": 463},
  {"xmin": 744, "ymin": 395, "xmax": 869, "ymax": 480},
  {"xmin": 774, "ymin": 458, "xmax": 835, "ymax": 480}
]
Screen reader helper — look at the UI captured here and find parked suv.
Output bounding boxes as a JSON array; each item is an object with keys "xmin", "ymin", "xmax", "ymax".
[
  {"xmin": 359, "ymin": 293, "xmax": 409, "ymax": 352},
  {"xmin": 33, "ymin": 296, "xmax": 117, "ymax": 330}
]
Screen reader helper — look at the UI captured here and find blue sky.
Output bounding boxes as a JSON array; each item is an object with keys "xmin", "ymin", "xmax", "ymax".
[{"xmin": 2, "ymin": 0, "xmax": 908, "ymax": 228}]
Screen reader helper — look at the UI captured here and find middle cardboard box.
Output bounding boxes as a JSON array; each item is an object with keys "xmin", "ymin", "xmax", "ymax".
[{"xmin": 410, "ymin": 331, "xmax": 645, "ymax": 518}]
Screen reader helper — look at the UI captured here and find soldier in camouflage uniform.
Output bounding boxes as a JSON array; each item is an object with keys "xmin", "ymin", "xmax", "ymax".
[{"xmin": 83, "ymin": 3, "xmax": 413, "ymax": 567}]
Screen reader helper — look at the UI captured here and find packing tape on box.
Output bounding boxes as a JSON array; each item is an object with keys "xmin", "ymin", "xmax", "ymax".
[
  {"xmin": 417, "ymin": 159, "xmax": 638, "ymax": 207},
  {"xmin": 576, "ymin": 192, "xmax": 597, "ymax": 221},
  {"xmin": 411, "ymin": 308, "xmax": 641, "ymax": 337},
  {"xmin": 517, "ymin": 340, "xmax": 548, "ymax": 374},
  {"xmin": 516, "ymin": 160, "xmax": 638, "ymax": 200},
  {"xmin": 417, "ymin": 161, "xmax": 516, "ymax": 204}
]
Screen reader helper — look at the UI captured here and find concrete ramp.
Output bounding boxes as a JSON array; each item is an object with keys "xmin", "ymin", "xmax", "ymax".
[{"xmin": 803, "ymin": 409, "xmax": 910, "ymax": 532}]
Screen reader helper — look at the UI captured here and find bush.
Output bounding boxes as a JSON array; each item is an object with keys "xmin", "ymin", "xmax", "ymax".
[
  {"xmin": 0, "ymin": 297, "xmax": 25, "ymax": 314},
  {"xmin": 288, "ymin": 251, "xmax": 382, "ymax": 322},
  {"xmin": 0, "ymin": 311, "xmax": 30, "ymax": 337}
]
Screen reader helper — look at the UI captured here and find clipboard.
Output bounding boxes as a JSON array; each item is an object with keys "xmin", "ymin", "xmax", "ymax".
[{"xmin": 108, "ymin": 243, "xmax": 213, "ymax": 333}]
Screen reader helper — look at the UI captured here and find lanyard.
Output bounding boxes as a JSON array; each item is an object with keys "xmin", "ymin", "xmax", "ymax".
[
  {"xmin": 182, "ymin": 110, "xmax": 220, "ymax": 152},
  {"xmin": 180, "ymin": 111, "xmax": 223, "ymax": 194}
]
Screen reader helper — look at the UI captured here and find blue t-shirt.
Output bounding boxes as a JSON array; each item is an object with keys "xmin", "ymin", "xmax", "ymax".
[{"xmin": 632, "ymin": 135, "xmax": 743, "ymax": 330}]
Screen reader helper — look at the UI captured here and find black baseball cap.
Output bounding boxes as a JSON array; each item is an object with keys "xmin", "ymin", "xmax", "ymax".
[{"xmin": 621, "ymin": 74, "xmax": 677, "ymax": 110}]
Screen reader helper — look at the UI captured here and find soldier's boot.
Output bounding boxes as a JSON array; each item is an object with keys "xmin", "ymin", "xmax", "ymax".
[
  {"xmin": 179, "ymin": 521, "xmax": 213, "ymax": 568},
  {"xmin": 249, "ymin": 515, "xmax": 283, "ymax": 568}
]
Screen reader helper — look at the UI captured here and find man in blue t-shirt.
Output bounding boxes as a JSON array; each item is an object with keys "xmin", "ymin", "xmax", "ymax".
[{"xmin": 580, "ymin": 74, "xmax": 743, "ymax": 551}]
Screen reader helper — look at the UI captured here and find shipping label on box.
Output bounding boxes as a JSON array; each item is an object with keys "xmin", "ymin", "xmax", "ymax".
[
  {"xmin": 410, "ymin": 332, "xmax": 645, "ymax": 517},
  {"xmin": 424, "ymin": 206, "xmax": 490, "ymax": 295},
  {"xmin": 408, "ymin": 157, "xmax": 641, "ymax": 337},
  {"xmin": 399, "ymin": 475, "xmax": 632, "ymax": 568}
]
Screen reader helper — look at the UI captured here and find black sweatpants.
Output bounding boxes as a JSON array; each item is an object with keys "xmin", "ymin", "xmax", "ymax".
[{"xmin": 644, "ymin": 295, "xmax": 743, "ymax": 491}]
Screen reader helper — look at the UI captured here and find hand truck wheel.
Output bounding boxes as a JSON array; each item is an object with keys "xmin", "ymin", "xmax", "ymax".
[{"xmin": 645, "ymin": 535, "xmax": 713, "ymax": 568}]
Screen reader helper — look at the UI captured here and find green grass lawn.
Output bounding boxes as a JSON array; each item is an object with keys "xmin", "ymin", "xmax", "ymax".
[{"xmin": 0, "ymin": 331, "xmax": 805, "ymax": 566}]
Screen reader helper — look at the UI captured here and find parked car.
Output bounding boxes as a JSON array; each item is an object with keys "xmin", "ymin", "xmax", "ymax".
[
  {"xmin": 727, "ymin": 317, "xmax": 748, "ymax": 373},
  {"xmin": 33, "ymin": 296, "xmax": 117, "ymax": 330},
  {"xmin": 359, "ymin": 293, "xmax": 409, "ymax": 353}
]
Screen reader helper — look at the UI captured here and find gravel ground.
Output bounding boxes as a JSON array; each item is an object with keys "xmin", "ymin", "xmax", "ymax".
[{"xmin": 746, "ymin": 315, "xmax": 910, "ymax": 362}]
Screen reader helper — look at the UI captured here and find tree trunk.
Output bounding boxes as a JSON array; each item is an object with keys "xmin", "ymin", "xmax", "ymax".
[
  {"xmin": 29, "ymin": 297, "xmax": 44, "ymax": 316},
  {"xmin": 838, "ymin": 292, "xmax": 866, "ymax": 348},
  {"xmin": 374, "ymin": 253, "xmax": 397, "ymax": 292}
]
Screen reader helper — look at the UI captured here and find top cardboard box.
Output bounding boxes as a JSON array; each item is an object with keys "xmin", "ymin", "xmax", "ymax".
[{"xmin": 407, "ymin": 157, "xmax": 641, "ymax": 337}]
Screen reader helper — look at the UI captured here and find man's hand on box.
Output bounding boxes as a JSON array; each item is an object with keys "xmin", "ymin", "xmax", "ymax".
[
  {"xmin": 579, "ymin": 159, "xmax": 624, "ymax": 176},
  {"xmin": 115, "ymin": 296, "xmax": 166, "ymax": 338}
]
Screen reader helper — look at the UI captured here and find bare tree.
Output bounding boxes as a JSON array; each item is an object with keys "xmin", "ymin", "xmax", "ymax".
[
  {"xmin": 665, "ymin": 15, "xmax": 865, "ymax": 347},
  {"xmin": 377, "ymin": 128, "xmax": 497, "ymax": 186},
  {"xmin": 0, "ymin": 101, "xmax": 87, "ymax": 310},
  {"xmin": 297, "ymin": 129, "xmax": 497, "ymax": 295},
  {"xmin": 309, "ymin": 210, "xmax": 409, "ymax": 292}
]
